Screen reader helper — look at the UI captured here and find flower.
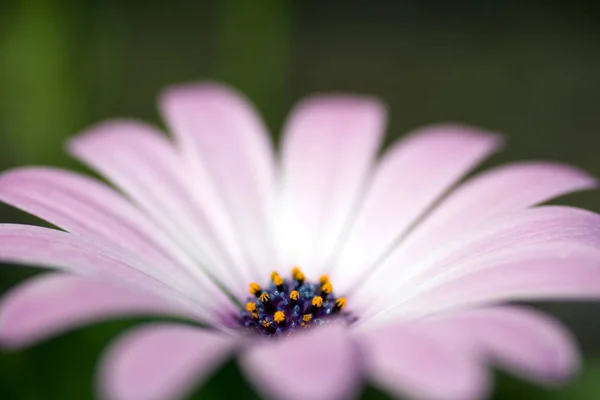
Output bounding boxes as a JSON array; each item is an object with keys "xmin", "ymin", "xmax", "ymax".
[{"xmin": 1, "ymin": 82, "xmax": 600, "ymax": 400}]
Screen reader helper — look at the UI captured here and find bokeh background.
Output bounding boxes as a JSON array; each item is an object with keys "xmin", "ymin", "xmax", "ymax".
[{"xmin": 1, "ymin": 0, "xmax": 600, "ymax": 398}]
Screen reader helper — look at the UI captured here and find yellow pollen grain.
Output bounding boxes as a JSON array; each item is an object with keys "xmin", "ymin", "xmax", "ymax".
[
  {"xmin": 302, "ymin": 314, "xmax": 312, "ymax": 323},
  {"xmin": 274, "ymin": 311, "xmax": 285, "ymax": 324},
  {"xmin": 292, "ymin": 267, "xmax": 305, "ymax": 281},
  {"xmin": 249, "ymin": 282, "xmax": 261, "ymax": 295},
  {"xmin": 335, "ymin": 297, "xmax": 347, "ymax": 310},
  {"xmin": 321, "ymin": 282, "xmax": 333, "ymax": 294},
  {"xmin": 272, "ymin": 272, "xmax": 284, "ymax": 286},
  {"xmin": 259, "ymin": 293, "xmax": 270, "ymax": 303},
  {"xmin": 245, "ymin": 302, "xmax": 257, "ymax": 312},
  {"xmin": 319, "ymin": 274, "xmax": 330, "ymax": 285},
  {"xmin": 311, "ymin": 296, "xmax": 323, "ymax": 307},
  {"xmin": 289, "ymin": 290, "xmax": 299, "ymax": 301}
]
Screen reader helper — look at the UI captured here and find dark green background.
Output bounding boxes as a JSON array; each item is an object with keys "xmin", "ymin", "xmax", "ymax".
[{"xmin": 1, "ymin": 0, "xmax": 600, "ymax": 398}]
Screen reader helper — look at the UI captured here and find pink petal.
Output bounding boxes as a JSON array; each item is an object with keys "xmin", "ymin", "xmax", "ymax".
[
  {"xmin": 0, "ymin": 274, "xmax": 181, "ymax": 348},
  {"xmin": 0, "ymin": 167, "xmax": 203, "ymax": 295},
  {"xmin": 68, "ymin": 119, "xmax": 251, "ymax": 296},
  {"xmin": 100, "ymin": 323, "xmax": 232, "ymax": 400},
  {"xmin": 276, "ymin": 95, "xmax": 386, "ymax": 279},
  {"xmin": 160, "ymin": 82, "xmax": 276, "ymax": 275},
  {"xmin": 362, "ymin": 205, "xmax": 600, "ymax": 315},
  {"xmin": 393, "ymin": 243, "xmax": 600, "ymax": 319},
  {"xmin": 0, "ymin": 224, "xmax": 228, "ymax": 326},
  {"xmin": 358, "ymin": 322, "xmax": 488, "ymax": 400},
  {"xmin": 240, "ymin": 324, "xmax": 361, "ymax": 400},
  {"xmin": 331, "ymin": 124, "xmax": 502, "ymax": 291},
  {"xmin": 426, "ymin": 306, "xmax": 579, "ymax": 384},
  {"xmin": 384, "ymin": 161, "xmax": 597, "ymax": 279}
]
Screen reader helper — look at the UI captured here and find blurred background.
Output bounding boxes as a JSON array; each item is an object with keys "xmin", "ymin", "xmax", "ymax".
[{"xmin": 1, "ymin": 0, "xmax": 600, "ymax": 398}]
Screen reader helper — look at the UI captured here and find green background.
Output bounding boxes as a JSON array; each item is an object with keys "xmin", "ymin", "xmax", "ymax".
[{"xmin": 1, "ymin": 0, "xmax": 600, "ymax": 398}]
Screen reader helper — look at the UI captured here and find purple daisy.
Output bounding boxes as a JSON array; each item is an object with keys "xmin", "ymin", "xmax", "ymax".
[{"xmin": 1, "ymin": 82, "xmax": 599, "ymax": 400}]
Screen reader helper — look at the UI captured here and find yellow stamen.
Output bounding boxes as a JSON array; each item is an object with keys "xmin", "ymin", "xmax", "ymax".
[
  {"xmin": 291, "ymin": 266, "xmax": 305, "ymax": 282},
  {"xmin": 311, "ymin": 296, "xmax": 323, "ymax": 307},
  {"xmin": 274, "ymin": 311, "xmax": 285, "ymax": 324},
  {"xmin": 249, "ymin": 282, "xmax": 261, "ymax": 295},
  {"xmin": 321, "ymin": 282, "xmax": 333, "ymax": 295},
  {"xmin": 251, "ymin": 311, "xmax": 258, "ymax": 319},
  {"xmin": 271, "ymin": 271, "xmax": 284, "ymax": 287},
  {"xmin": 289, "ymin": 290, "xmax": 299, "ymax": 301},
  {"xmin": 335, "ymin": 297, "xmax": 347, "ymax": 310},
  {"xmin": 245, "ymin": 302, "xmax": 257, "ymax": 312},
  {"xmin": 262, "ymin": 320, "xmax": 271, "ymax": 328},
  {"xmin": 319, "ymin": 274, "xmax": 330, "ymax": 285},
  {"xmin": 301, "ymin": 314, "xmax": 312, "ymax": 327},
  {"xmin": 258, "ymin": 292, "xmax": 270, "ymax": 303}
]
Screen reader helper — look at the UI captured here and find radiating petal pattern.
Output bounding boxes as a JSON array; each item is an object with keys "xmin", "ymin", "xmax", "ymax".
[
  {"xmin": 240, "ymin": 324, "xmax": 361, "ymax": 400},
  {"xmin": 0, "ymin": 81, "xmax": 598, "ymax": 400},
  {"xmin": 359, "ymin": 322, "xmax": 488, "ymax": 400},
  {"xmin": 100, "ymin": 324, "xmax": 232, "ymax": 400},
  {"xmin": 0, "ymin": 167, "xmax": 204, "ymax": 295},
  {"xmin": 395, "ymin": 243, "xmax": 600, "ymax": 318},
  {"xmin": 0, "ymin": 224, "xmax": 231, "ymax": 326},
  {"xmin": 358, "ymin": 206, "xmax": 600, "ymax": 315},
  {"xmin": 0, "ymin": 274, "xmax": 181, "ymax": 348},
  {"xmin": 359, "ymin": 162, "xmax": 597, "ymax": 297},
  {"xmin": 331, "ymin": 124, "xmax": 502, "ymax": 291},
  {"xmin": 160, "ymin": 83, "xmax": 276, "ymax": 277},
  {"xmin": 68, "ymin": 119, "xmax": 250, "ymax": 297},
  {"xmin": 425, "ymin": 307, "xmax": 579, "ymax": 384},
  {"xmin": 276, "ymin": 96, "xmax": 386, "ymax": 279}
]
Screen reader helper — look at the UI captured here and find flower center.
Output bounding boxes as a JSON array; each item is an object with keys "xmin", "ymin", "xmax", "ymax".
[{"xmin": 239, "ymin": 267, "xmax": 349, "ymax": 337}]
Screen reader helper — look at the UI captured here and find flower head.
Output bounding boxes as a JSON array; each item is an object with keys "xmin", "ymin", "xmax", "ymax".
[{"xmin": 0, "ymin": 82, "xmax": 599, "ymax": 400}]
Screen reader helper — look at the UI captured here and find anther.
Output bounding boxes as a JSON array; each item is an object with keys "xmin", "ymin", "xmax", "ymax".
[
  {"xmin": 292, "ymin": 267, "xmax": 305, "ymax": 286},
  {"xmin": 249, "ymin": 282, "xmax": 262, "ymax": 296},
  {"xmin": 261, "ymin": 319, "xmax": 275, "ymax": 334},
  {"xmin": 301, "ymin": 314, "xmax": 312, "ymax": 327},
  {"xmin": 274, "ymin": 310, "xmax": 286, "ymax": 324},
  {"xmin": 311, "ymin": 296, "xmax": 323, "ymax": 308},
  {"xmin": 319, "ymin": 275, "xmax": 330, "ymax": 285},
  {"xmin": 334, "ymin": 297, "xmax": 347, "ymax": 312},
  {"xmin": 271, "ymin": 271, "xmax": 284, "ymax": 291},
  {"xmin": 258, "ymin": 292, "xmax": 270, "ymax": 303},
  {"xmin": 289, "ymin": 290, "xmax": 299, "ymax": 305},
  {"xmin": 321, "ymin": 282, "xmax": 333, "ymax": 297},
  {"xmin": 258, "ymin": 292, "xmax": 274, "ymax": 312},
  {"xmin": 245, "ymin": 302, "xmax": 257, "ymax": 312}
]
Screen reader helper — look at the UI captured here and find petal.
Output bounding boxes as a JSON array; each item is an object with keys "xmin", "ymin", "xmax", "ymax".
[
  {"xmin": 358, "ymin": 323, "xmax": 488, "ymax": 400},
  {"xmin": 331, "ymin": 124, "xmax": 502, "ymax": 291},
  {"xmin": 426, "ymin": 306, "xmax": 579, "ymax": 384},
  {"xmin": 364, "ymin": 205, "xmax": 600, "ymax": 315},
  {"xmin": 396, "ymin": 243, "xmax": 600, "ymax": 317},
  {"xmin": 276, "ymin": 95, "xmax": 386, "ymax": 278},
  {"xmin": 0, "ymin": 274, "xmax": 181, "ymax": 348},
  {"xmin": 0, "ymin": 224, "xmax": 229, "ymax": 326},
  {"xmin": 68, "ymin": 119, "xmax": 250, "ymax": 296},
  {"xmin": 99, "ymin": 323, "xmax": 232, "ymax": 400},
  {"xmin": 160, "ymin": 82, "xmax": 276, "ymax": 275},
  {"xmin": 240, "ymin": 324, "xmax": 361, "ymax": 400},
  {"xmin": 0, "ymin": 167, "xmax": 203, "ymax": 294},
  {"xmin": 381, "ymin": 161, "xmax": 597, "ymax": 281}
]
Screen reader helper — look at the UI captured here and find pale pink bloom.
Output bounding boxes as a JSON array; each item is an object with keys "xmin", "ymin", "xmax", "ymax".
[{"xmin": 1, "ymin": 82, "xmax": 599, "ymax": 400}]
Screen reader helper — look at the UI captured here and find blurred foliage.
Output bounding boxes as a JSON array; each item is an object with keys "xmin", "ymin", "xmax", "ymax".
[{"xmin": 1, "ymin": 0, "xmax": 600, "ymax": 399}]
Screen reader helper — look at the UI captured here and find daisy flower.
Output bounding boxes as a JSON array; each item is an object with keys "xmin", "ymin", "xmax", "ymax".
[{"xmin": 1, "ymin": 82, "xmax": 600, "ymax": 400}]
